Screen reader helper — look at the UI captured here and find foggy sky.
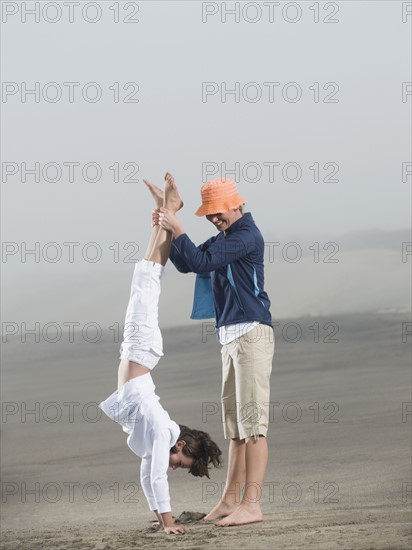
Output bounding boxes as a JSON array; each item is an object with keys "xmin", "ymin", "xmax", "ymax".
[{"xmin": 2, "ymin": 1, "xmax": 411, "ymax": 286}]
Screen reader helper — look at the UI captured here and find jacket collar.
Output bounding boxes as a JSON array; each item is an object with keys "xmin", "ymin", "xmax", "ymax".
[{"xmin": 224, "ymin": 212, "xmax": 254, "ymax": 236}]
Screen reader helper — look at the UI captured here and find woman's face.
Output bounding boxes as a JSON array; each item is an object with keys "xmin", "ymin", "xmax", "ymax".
[{"xmin": 206, "ymin": 208, "xmax": 243, "ymax": 232}]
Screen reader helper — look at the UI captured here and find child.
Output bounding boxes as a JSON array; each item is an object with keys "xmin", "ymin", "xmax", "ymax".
[{"xmin": 98, "ymin": 173, "xmax": 222, "ymax": 535}]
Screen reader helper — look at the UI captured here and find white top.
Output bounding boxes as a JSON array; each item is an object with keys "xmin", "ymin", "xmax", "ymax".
[
  {"xmin": 218, "ymin": 321, "xmax": 259, "ymax": 345},
  {"xmin": 99, "ymin": 373, "xmax": 180, "ymax": 514}
]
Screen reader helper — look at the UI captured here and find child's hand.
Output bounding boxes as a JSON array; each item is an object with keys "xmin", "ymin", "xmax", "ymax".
[{"xmin": 164, "ymin": 524, "xmax": 188, "ymax": 535}]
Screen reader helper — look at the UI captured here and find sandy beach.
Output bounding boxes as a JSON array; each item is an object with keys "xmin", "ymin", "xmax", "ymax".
[
  {"xmin": 2, "ymin": 0, "xmax": 411, "ymax": 546},
  {"xmin": 1, "ymin": 312, "xmax": 411, "ymax": 549}
]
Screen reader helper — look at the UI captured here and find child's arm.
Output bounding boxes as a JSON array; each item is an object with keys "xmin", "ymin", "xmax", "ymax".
[
  {"xmin": 153, "ymin": 510, "xmax": 163, "ymax": 526},
  {"xmin": 151, "ymin": 429, "xmax": 189, "ymax": 534}
]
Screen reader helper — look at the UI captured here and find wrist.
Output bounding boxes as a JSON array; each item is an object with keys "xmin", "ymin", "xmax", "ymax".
[
  {"xmin": 154, "ymin": 511, "xmax": 164, "ymax": 525},
  {"xmin": 173, "ymin": 227, "xmax": 185, "ymax": 239},
  {"xmin": 163, "ymin": 521, "xmax": 175, "ymax": 528},
  {"xmin": 161, "ymin": 511, "xmax": 174, "ymax": 527}
]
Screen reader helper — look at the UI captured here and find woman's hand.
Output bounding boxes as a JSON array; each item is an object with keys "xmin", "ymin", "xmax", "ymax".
[
  {"xmin": 158, "ymin": 207, "xmax": 185, "ymax": 238},
  {"xmin": 164, "ymin": 524, "xmax": 188, "ymax": 535}
]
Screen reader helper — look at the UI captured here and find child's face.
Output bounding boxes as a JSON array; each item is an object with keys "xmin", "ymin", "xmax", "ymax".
[{"xmin": 169, "ymin": 449, "xmax": 193, "ymax": 471}]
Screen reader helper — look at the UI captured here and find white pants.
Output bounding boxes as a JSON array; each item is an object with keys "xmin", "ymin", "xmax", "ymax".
[{"xmin": 119, "ymin": 259, "xmax": 165, "ymax": 370}]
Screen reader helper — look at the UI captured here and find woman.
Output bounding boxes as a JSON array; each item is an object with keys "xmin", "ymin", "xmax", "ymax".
[{"xmin": 157, "ymin": 177, "xmax": 275, "ymax": 527}]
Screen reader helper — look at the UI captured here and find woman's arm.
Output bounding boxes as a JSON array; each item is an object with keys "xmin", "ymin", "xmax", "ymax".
[
  {"xmin": 169, "ymin": 243, "xmax": 192, "ymax": 273},
  {"xmin": 160, "ymin": 214, "xmax": 255, "ymax": 273}
]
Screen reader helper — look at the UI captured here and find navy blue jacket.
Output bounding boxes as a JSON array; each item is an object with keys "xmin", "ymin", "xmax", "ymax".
[{"xmin": 169, "ymin": 213, "xmax": 273, "ymax": 329}]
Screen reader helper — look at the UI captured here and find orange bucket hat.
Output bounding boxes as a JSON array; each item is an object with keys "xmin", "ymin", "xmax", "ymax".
[{"xmin": 195, "ymin": 178, "xmax": 246, "ymax": 217}]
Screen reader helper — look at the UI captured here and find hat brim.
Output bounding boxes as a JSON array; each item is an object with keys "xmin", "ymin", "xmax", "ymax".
[{"xmin": 195, "ymin": 197, "xmax": 246, "ymax": 217}]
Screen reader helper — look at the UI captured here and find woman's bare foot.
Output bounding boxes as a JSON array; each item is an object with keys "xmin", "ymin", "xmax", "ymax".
[
  {"xmin": 203, "ymin": 501, "xmax": 238, "ymax": 521},
  {"xmin": 143, "ymin": 179, "xmax": 164, "ymax": 209},
  {"xmin": 214, "ymin": 505, "xmax": 263, "ymax": 527},
  {"xmin": 164, "ymin": 172, "xmax": 183, "ymax": 213}
]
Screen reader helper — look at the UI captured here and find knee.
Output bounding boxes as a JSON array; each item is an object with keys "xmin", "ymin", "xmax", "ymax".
[{"xmin": 245, "ymin": 434, "xmax": 266, "ymax": 444}]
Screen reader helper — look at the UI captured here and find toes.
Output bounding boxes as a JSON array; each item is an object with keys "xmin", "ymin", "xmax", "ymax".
[
  {"xmin": 144, "ymin": 179, "xmax": 155, "ymax": 190},
  {"xmin": 165, "ymin": 173, "xmax": 175, "ymax": 186}
]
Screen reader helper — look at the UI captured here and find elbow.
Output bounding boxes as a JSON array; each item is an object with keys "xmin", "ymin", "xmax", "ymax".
[
  {"xmin": 170, "ymin": 257, "xmax": 191, "ymax": 273},
  {"xmin": 191, "ymin": 263, "xmax": 215, "ymax": 274},
  {"xmin": 177, "ymin": 265, "xmax": 191, "ymax": 274}
]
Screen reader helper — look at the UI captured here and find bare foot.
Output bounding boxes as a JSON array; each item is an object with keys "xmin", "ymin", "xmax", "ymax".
[
  {"xmin": 202, "ymin": 501, "xmax": 238, "ymax": 521},
  {"xmin": 164, "ymin": 172, "xmax": 183, "ymax": 213},
  {"xmin": 143, "ymin": 179, "xmax": 164, "ymax": 209},
  {"xmin": 214, "ymin": 505, "xmax": 263, "ymax": 527}
]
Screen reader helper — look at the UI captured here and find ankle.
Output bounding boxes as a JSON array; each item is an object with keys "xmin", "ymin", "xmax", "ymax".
[
  {"xmin": 221, "ymin": 494, "xmax": 243, "ymax": 508},
  {"xmin": 239, "ymin": 498, "xmax": 262, "ymax": 512},
  {"xmin": 164, "ymin": 204, "xmax": 178, "ymax": 214}
]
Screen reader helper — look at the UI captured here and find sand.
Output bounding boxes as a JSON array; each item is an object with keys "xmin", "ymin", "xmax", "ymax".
[{"xmin": 1, "ymin": 313, "xmax": 411, "ymax": 549}]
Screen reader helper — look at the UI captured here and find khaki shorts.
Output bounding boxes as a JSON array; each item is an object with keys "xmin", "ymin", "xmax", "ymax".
[{"xmin": 221, "ymin": 323, "xmax": 274, "ymax": 440}]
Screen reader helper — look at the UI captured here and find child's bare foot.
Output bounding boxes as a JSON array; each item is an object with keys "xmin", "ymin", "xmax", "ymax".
[
  {"xmin": 164, "ymin": 172, "xmax": 183, "ymax": 213},
  {"xmin": 214, "ymin": 505, "xmax": 263, "ymax": 527},
  {"xmin": 203, "ymin": 501, "xmax": 238, "ymax": 521},
  {"xmin": 143, "ymin": 179, "xmax": 164, "ymax": 209}
]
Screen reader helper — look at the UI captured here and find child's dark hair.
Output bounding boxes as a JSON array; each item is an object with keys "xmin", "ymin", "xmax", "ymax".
[{"xmin": 170, "ymin": 425, "xmax": 223, "ymax": 478}]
